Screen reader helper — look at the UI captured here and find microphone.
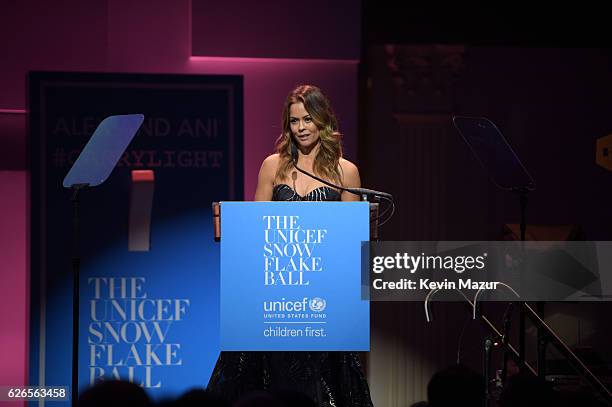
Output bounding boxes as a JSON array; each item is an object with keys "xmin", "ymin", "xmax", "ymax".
[
  {"xmin": 290, "ymin": 140, "xmax": 393, "ymax": 201},
  {"xmin": 345, "ymin": 186, "xmax": 394, "ymax": 200}
]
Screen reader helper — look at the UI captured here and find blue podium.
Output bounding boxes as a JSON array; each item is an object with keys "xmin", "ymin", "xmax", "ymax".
[{"xmin": 219, "ymin": 202, "xmax": 370, "ymax": 351}]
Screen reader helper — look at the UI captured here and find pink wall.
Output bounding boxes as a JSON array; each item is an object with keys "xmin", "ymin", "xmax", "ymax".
[
  {"xmin": 190, "ymin": 0, "xmax": 360, "ymax": 59},
  {"xmin": 0, "ymin": 0, "xmax": 359, "ymax": 400},
  {"xmin": 0, "ymin": 171, "xmax": 27, "ymax": 407}
]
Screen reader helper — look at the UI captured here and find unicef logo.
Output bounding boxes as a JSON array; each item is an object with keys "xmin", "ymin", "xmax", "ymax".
[{"xmin": 309, "ymin": 297, "xmax": 326, "ymax": 312}]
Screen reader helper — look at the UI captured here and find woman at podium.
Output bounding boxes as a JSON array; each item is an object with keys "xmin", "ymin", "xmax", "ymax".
[{"xmin": 207, "ymin": 85, "xmax": 373, "ymax": 406}]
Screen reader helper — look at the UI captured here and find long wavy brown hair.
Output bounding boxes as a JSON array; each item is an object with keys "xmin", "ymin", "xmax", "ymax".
[{"xmin": 275, "ymin": 85, "xmax": 343, "ymax": 184}]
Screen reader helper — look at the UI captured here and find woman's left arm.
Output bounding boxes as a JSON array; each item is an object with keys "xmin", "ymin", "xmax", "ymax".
[{"xmin": 339, "ymin": 158, "xmax": 361, "ymax": 202}]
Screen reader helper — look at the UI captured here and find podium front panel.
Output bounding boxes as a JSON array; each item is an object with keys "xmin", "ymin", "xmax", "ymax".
[{"xmin": 220, "ymin": 201, "xmax": 370, "ymax": 351}]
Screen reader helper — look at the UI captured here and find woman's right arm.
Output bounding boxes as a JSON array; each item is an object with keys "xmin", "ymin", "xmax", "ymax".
[{"xmin": 254, "ymin": 154, "xmax": 279, "ymax": 201}]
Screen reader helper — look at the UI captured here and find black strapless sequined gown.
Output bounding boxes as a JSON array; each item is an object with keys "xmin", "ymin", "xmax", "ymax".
[{"xmin": 206, "ymin": 184, "xmax": 374, "ymax": 407}]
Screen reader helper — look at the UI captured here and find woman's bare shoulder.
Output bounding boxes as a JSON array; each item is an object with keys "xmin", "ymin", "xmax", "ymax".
[
  {"xmin": 258, "ymin": 154, "xmax": 283, "ymax": 184},
  {"xmin": 339, "ymin": 158, "xmax": 360, "ymax": 188},
  {"xmin": 261, "ymin": 154, "xmax": 281, "ymax": 172},
  {"xmin": 255, "ymin": 154, "xmax": 282, "ymax": 200},
  {"xmin": 339, "ymin": 157, "xmax": 359, "ymax": 176}
]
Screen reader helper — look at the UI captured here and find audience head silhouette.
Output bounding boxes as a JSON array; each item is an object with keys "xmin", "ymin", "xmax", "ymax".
[{"xmin": 427, "ymin": 364, "xmax": 484, "ymax": 407}]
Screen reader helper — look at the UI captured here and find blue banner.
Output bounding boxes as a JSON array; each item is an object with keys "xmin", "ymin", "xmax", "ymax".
[
  {"xmin": 220, "ymin": 202, "xmax": 370, "ymax": 351},
  {"xmin": 29, "ymin": 72, "xmax": 243, "ymax": 402}
]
